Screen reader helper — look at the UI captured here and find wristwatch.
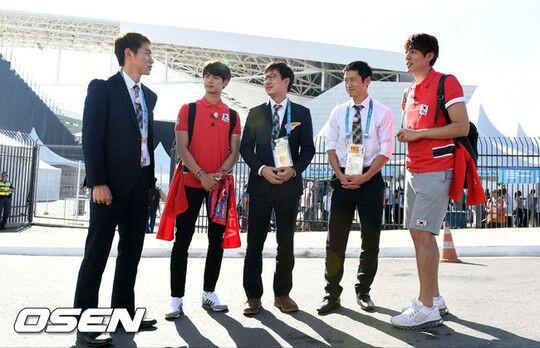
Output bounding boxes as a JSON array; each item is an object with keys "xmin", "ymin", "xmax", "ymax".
[{"xmin": 195, "ymin": 169, "xmax": 205, "ymax": 178}]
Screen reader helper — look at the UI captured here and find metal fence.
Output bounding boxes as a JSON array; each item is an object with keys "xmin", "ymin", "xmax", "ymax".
[
  {"xmin": 26, "ymin": 136, "xmax": 540, "ymax": 231},
  {"xmin": 0, "ymin": 130, "xmax": 37, "ymax": 229},
  {"xmin": 33, "ymin": 145, "xmax": 88, "ymax": 226}
]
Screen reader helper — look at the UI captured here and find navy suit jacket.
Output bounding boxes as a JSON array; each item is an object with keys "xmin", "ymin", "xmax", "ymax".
[
  {"xmin": 82, "ymin": 72, "xmax": 157, "ymax": 196},
  {"xmin": 240, "ymin": 100, "xmax": 315, "ymax": 197}
]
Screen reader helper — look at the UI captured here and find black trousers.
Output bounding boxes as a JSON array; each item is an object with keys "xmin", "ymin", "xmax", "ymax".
[
  {"xmin": 170, "ymin": 186, "xmax": 225, "ymax": 297},
  {"xmin": 243, "ymin": 185, "xmax": 300, "ymax": 299},
  {"xmin": 324, "ymin": 169, "xmax": 384, "ymax": 299},
  {"xmin": 0, "ymin": 197, "xmax": 11, "ymax": 227},
  {"xmin": 74, "ymin": 169, "xmax": 151, "ymax": 315}
]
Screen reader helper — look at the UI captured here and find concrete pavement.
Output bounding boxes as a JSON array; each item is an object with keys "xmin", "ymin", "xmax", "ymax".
[{"xmin": 1, "ymin": 256, "xmax": 539, "ymax": 347}]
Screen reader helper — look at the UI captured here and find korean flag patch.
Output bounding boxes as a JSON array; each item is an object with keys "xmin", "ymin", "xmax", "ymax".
[
  {"xmin": 419, "ymin": 104, "xmax": 429, "ymax": 116},
  {"xmin": 222, "ymin": 113, "xmax": 230, "ymax": 122}
]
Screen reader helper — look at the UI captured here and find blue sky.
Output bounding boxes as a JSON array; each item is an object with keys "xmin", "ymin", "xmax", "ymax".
[{"xmin": 2, "ymin": 0, "xmax": 539, "ymax": 135}]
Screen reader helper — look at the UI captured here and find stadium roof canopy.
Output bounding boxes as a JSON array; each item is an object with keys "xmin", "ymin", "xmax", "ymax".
[{"xmin": 0, "ymin": 9, "xmax": 409, "ymax": 97}]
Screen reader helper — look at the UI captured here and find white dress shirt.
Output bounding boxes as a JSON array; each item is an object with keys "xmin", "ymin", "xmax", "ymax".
[
  {"xmin": 269, "ymin": 97, "xmax": 288, "ymax": 126},
  {"xmin": 258, "ymin": 97, "xmax": 290, "ymax": 175},
  {"xmin": 324, "ymin": 96, "xmax": 394, "ymax": 168},
  {"xmin": 121, "ymin": 70, "xmax": 150, "ymax": 167}
]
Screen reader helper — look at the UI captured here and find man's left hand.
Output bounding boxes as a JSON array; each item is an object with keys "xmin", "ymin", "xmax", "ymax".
[
  {"xmin": 396, "ymin": 128, "xmax": 422, "ymax": 143},
  {"xmin": 276, "ymin": 167, "xmax": 295, "ymax": 182},
  {"xmin": 342, "ymin": 174, "xmax": 369, "ymax": 190}
]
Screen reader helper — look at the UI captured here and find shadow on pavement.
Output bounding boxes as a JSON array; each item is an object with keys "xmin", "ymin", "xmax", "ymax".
[
  {"xmin": 254, "ymin": 310, "xmax": 329, "ymax": 347},
  {"xmin": 291, "ymin": 310, "xmax": 372, "ymax": 347},
  {"xmin": 173, "ymin": 315, "xmax": 218, "ymax": 347},
  {"xmin": 207, "ymin": 311, "xmax": 281, "ymax": 347},
  {"xmin": 338, "ymin": 306, "xmax": 539, "ymax": 347}
]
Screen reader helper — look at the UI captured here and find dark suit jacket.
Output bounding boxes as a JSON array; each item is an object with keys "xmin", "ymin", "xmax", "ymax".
[
  {"xmin": 240, "ymin": 101, "xmax": 315, "ymax": 197},
  {"xmin": 82, "ymin": 72, "xmax": 157, "ymax": 196}
]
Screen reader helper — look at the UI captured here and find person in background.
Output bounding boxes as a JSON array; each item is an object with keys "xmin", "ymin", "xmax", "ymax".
[
  {"xmin": 322, "ymin": 189, "xmax": 332, "ymax": 226},
  {"xmin": 384, "ymin": 182, "xmax": 392, "ymax": 225},
  {"xmin": 527, "ymin": 189, "xmax": 537, "ymax": 227},
  {"xmin": 300, "ymin": 181, "xmax": 314, "ymax": 231},
  {"xmin": 502, "ymin": 187, "xmax": 512, "ymax": 227},
  {"xmin": 515, "ymin": 190, "xmax": 525, "ymax": 227},
  {"xmin": 147, "ymin": 186, "xmax": 164, "ymax": 233},
  {"xmin": 486, "ymin": 189, "xmax": 506, "ymax": 228},
  {"xmin": 0, "ymin": 171, "xmax": 15, "ymax": 230}
]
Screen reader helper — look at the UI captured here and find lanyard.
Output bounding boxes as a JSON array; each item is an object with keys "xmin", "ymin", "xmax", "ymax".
[
  {"xmin": 345, "ymin": 99, "xmax": 373, "ymax": 140},
  {"xmin": 286, "ymin": 99, "xmax": 292, "ymax": 137}
]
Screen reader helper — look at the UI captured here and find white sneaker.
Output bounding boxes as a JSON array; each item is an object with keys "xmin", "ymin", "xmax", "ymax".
[
  {"xmin": 402, "ymin": 296, "xmax": 449, "ymax": 316},
  {"xmin": 165, "ymin": 297, "xmax": 183, "ymax": 319},
  {"xmin": 391, "ymin": 300, "xmax": 443, "ymax": 330},
  {"xmin": 202, "ymin": 291, "xmax": 228, "ymax": 312}
]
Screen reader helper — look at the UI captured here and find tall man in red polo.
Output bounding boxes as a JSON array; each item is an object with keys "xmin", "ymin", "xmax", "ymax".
[
  {"xmin": 392, "ymin": 33, "xmax": 470, "ymax": 329},
  {"xmin": 165, "ymin": 61, "xmax": 241, "ymax": 319}
]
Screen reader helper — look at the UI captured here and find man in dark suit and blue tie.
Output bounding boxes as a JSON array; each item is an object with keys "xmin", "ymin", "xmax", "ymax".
[
  {"xmin": 240, "ymin": 61, "xmax": 315, "ymax": 315},
  {"xmin": 74, "ymin": 32, "xmax": 157, "ymax": 346}
]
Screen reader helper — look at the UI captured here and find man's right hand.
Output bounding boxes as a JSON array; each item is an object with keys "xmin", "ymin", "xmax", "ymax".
[
  {"xmin": 262, "ymin": 166, "xmax": 283, "ymax": 185},
  {"xmin": 93, "ymin": 185, "xmax": 113, "ymax": 205},
  {"xmin": 337, "ymin": 172, "xmax": 356, "ymax": 189},
  {"xmin": 200, "ymin": 173, "xmax": 219, "ymax": 192}
]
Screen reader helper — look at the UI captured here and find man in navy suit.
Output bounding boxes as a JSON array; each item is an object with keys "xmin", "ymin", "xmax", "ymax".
[
  {"xmin": 240, "ymin": 61, "xmax": 315, "ymax": 315},
  {"xmin": 74, "ymin": 32, "xmax": 157, "ymax": 346}
]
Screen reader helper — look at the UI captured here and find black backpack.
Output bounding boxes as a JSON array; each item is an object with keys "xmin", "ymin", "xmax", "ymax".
[
  {"xmin": 435, "ymin": 74, "xmax": 479, "ymax": 164},
  {"xmin": 187, "ymin": 102, "xmax": 238, "ymax": 148}
]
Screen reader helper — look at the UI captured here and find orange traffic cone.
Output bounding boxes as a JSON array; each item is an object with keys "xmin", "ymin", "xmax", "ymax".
[{"xmin": 440, "ymin": 221, "xmax": 462, "ymax": 263}]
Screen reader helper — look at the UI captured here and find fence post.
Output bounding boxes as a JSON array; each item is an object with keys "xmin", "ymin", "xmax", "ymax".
[{"xmin": 27, "ymin": 145, "xmax": 39, "ymax": 224}]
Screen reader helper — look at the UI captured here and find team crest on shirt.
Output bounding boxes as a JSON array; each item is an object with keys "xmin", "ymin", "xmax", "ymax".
[
  {"xmin": 222, "ymin": 113, "xmax": 230, "ymax": 122},
  {"xmin": 419, "ymin": 104, "xmax": 429, "ymax": 116}
]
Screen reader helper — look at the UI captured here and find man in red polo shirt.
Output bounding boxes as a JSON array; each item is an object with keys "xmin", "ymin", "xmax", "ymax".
[
  {"xmin": 165, "ymin": 61, "xmax": 241, "ymax": 319},
  {"xmin": 392, "ymin": 33, "xmax": 470, "ymax": 329}
]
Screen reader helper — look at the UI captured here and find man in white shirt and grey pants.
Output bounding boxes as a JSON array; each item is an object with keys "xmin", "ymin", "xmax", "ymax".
[{"xmin": 317, "ymin": 61, "xmax": 394, "ymax": 315}]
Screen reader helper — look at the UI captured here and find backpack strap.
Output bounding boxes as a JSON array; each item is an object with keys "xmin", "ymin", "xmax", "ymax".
[
  {"xmin": 189, "ymin": 104, "xmax": 237, "ymax": 150},
  {"xmin": 229, "ymin": 108, "xmax": 237, "ymax": 143},
  {"xmin": 187, "ymin": 102, "xmax": 196, "ymax": 148},
  {"xmin": 435, "ymin": 74, "xmax": 451, "ymax": 125}
]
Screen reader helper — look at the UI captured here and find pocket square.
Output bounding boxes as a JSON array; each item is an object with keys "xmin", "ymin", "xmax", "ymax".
[{"xmin": 286, "ymin": 122, "xmax": 301, "ymax": 131}]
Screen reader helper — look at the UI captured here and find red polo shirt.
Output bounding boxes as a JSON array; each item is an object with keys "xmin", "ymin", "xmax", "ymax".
[
  {"xmin": 176, "ymin": 98, "xmax": 241, "ymax": 188},
  {"xmin": 402, "ymin": 69, "xmax": 465, "ymax": 173}
]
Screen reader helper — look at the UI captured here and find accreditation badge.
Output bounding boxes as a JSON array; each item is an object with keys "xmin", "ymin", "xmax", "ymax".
[
  {"xmin": 272, "ymin": 137, "xmax": 293, "ymax": 168},
  {"xmin": 344, "ymin": 143, "xmax": 364, "ymax": 175}
]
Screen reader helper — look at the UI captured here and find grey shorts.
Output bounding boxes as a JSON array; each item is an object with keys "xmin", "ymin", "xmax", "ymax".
[{"xmin": 404, "ymin": 170, "xmax": 453, "ymax": 235}]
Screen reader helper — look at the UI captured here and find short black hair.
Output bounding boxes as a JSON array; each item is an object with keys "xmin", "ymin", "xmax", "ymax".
[
  {"xmin": 114, "ymin": 32, "xmax": 151, "ymax": 67},
  {"xmin": 343, "ymin": 61, "xmax": 372, "ymax": 81},
  {"xmin": 202, "ymin": 60, "xmax": 232, "ymax": 81},
  {"xmin": 404, "ymin": 33, "xmax": 439, "ymax": 66},
  {"xmin": 264, "ymin": 61, "xmax": 294, "ymax": 92}
]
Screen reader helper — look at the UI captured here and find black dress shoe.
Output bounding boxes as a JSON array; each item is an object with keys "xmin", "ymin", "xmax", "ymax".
[
  {"xmin": 76, "ymin": 331, "xmax": 112, "ymax": 347},
  {"xmin": 116, "ymin": 318, "xmax": 157, "ymax": 332},
  {"xmin": 357, "ymin": 293, "xmax": 375, "ymax": 312},
  {"xmin": 140, "ymin": 318, "xmax": 157, "ymax": 329},
  {"xmin": 317, "ymin": 297, "xmax": 340, "ymax": 315}
]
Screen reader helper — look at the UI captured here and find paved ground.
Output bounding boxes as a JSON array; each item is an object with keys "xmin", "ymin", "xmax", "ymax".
[
  {"xmin": 1, "ymin": 255, "xmax": 539, "ymax": 347},
  {"xmin": 1, "ymin": 225, "xmax": 540, "ymax": 258}
]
